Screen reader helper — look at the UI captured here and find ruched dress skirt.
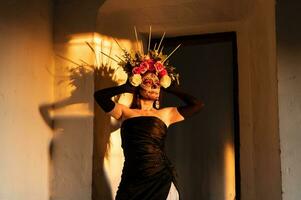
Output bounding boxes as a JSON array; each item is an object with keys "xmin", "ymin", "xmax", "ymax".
[{"xmin": 115, "ymin": 116, "xmax": 181, "ymax": 200}]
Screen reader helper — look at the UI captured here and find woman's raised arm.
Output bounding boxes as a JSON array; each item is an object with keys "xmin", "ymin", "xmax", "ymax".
[
  {"xmin": 162, "ymin": 83, "xmax": 204, "ymax": 124},
  {"xmin": 94, "ymin": 82, "xmax": 136, "ymax": 119}
]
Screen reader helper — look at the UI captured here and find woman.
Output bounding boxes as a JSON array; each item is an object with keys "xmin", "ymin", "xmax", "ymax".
[{"xmin": 94, "ymin": 70, "xmax": 204, "ymax": 200}]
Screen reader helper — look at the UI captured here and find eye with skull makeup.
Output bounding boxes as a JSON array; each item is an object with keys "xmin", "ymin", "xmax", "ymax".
[
  {"xmin": 153, "ymin": 80, "xmax": 160, "ymax": 88},
  {"xmin": 143, "ymin": 79, "xmax": 152, "ymax": 85},
  {"xmin": 142, "ymin": 80, "xmax": 160, "ymax": 89}
]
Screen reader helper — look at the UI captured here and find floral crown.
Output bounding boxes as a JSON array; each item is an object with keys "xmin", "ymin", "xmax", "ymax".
[{"xmin": 115, "ymin": 27, "xmax": 181, "ymax": 88}]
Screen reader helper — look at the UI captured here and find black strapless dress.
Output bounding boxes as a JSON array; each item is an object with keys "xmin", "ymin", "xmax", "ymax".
[{"xmin": 115, "ymin": 116, "xmax": 181, "ymax": 200}]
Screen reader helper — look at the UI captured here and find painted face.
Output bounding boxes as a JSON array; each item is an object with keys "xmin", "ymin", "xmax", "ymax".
[{"xmin": 139, "ymin": 72, "xmax": 160, "ymax": 100}]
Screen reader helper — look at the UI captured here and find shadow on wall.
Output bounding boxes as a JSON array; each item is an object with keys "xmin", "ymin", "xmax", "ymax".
[
  {"xmin": 39, "ymin": 60, "xmax": 122, "ymax": 199},
  {"xmin": 47, "ymin": 0, "xmax": 136, "ymax": 198}
]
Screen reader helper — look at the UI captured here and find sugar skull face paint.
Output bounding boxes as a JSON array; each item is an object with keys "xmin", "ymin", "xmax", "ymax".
[{"xmin": 139, "ymin": 72, "xmax": 160, "ymax": 100}]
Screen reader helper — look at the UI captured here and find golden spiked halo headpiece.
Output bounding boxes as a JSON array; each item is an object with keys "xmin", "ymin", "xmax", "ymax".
[{"xmin": 93, "ymin": 26, "xmax": 181, "ymax": 88}]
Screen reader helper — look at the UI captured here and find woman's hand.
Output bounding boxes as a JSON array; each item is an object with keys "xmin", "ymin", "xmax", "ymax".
[
  {"xmin": 123, "ymin": 80, "xmax": 139, "ymax": 93},
  {"xmin": 94, "ymin": 80, "xmax": 138, "ymax": 113},
  {"xmin": 161, "ymin": 81, "xmax": 204, "ymax": 118}
]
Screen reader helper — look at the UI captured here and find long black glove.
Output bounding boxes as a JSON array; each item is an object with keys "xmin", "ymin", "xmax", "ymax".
[
  {"xmin": 94, "ymin": 82, "xmax": 137, "ymax": 113},
  {"xmin": 162, "ymin": 83, "xmax": 204, "ymax": 118}
]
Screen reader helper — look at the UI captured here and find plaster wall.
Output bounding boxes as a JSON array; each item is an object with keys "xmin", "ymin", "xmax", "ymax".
[
  {"xmin": 277, "ymin": 1, "xmax": 301, "ymax": 200},
  {"xmin": 51, "ymin": 0, "xmax": 105, "ymax": 199},
  {"xmin": 240, "ymin": 1, "xmax": 282, "ymax": 199},
  {"xmin": 0, "ymin": 0, "xmax": 53, "ymax": 199}
]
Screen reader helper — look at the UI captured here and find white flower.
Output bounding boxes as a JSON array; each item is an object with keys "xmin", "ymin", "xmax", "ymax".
[
  {"xmin": 160, "ymin": 75, "xmax": 171, "ymax": 88},
  {"xmin": 129, "ymin": 74, "xmax": 142, "ymax": 86}
]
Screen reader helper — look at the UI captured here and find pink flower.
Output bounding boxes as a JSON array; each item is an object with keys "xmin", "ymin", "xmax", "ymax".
[
  {"xmin": 132, "ymin": 67, "xmax": 141, "ymax": 74},
  {"xmin": 133, "ymin": 59, "xmax": 158, "ymax": 75},
  {"xmin": 148, "ymin": 62, "xmax": 155, "ymax": 71},
  {"xmin": 154, "ymin": 61, "xmax": 165, "ymax": 72},
  {"xmin": 158, "ymin": 69, "xmax": 167, "ymax": 78},
  {"xmin": 139, "ymin": 61, "xmax": 149, "ymax": 74},
  {"xmin": 144, "ymin": 58, "xmax": 156, "ymax": 72}
]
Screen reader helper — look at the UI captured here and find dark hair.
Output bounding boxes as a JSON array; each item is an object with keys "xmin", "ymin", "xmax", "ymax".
[{"xmin": 130, "ymin": 88, "xmax": 163, "ymax": 110}]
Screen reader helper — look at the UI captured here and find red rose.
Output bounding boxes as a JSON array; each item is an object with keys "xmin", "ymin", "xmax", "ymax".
[
  {"xmin": 154, "ymin": 61, "xmax": 165, "ymax": 72},
  {"xmin": 148, "ymin": 63, "xmax": 155, "ymax": 71},
  {"xmin": 145, "ymin": 59, "xmax": 155, "ymax": 72},
  {"xmin": 139, "ymin": 66, "xmax": 148, "ymax": 74},
  {"xmin": 159, "ymin": 69, "xmax": 167, "ymax": 78},
  {"xmin": 139, "ymin": 61, "xmax": 149, "ymax": 74},
  {"xmin": 132, "ymin": 67, "xmax": 141, "ymax": 74}
]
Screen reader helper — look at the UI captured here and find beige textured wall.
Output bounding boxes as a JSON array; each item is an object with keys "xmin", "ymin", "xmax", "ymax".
[
  {"xmin": 0, "ymin": 0, "xmax": 53, "ymax": 200},
  {"xmin": 239, "ymin": 1, "xmax": 282, "ymax": 199},
  {"xmin": 277, "ymin": 1, "xmax": 301, "ymax": 200},
  {"xmin": 51, "ymin": 1, "xmax": 104, "ymax": 199}
]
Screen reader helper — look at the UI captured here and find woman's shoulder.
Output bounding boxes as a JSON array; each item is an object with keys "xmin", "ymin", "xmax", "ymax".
[
  {"xmin": 158, "ymin": 107, "xmax": 185, "ymax": 125},
  {"xmin": 158, "ymin": 106, "xmax": 178, "ymax": 114}
]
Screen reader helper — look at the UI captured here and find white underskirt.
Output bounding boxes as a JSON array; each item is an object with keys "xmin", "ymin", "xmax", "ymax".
[{"xmin": 166, "ymin": 182, "xmax": 179, "ymax": 200}]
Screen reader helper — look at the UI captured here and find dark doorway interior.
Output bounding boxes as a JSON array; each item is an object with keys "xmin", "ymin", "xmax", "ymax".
[{"xmin": 152, "ymin": 32, "xmax": 240, "ymax": 200}]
